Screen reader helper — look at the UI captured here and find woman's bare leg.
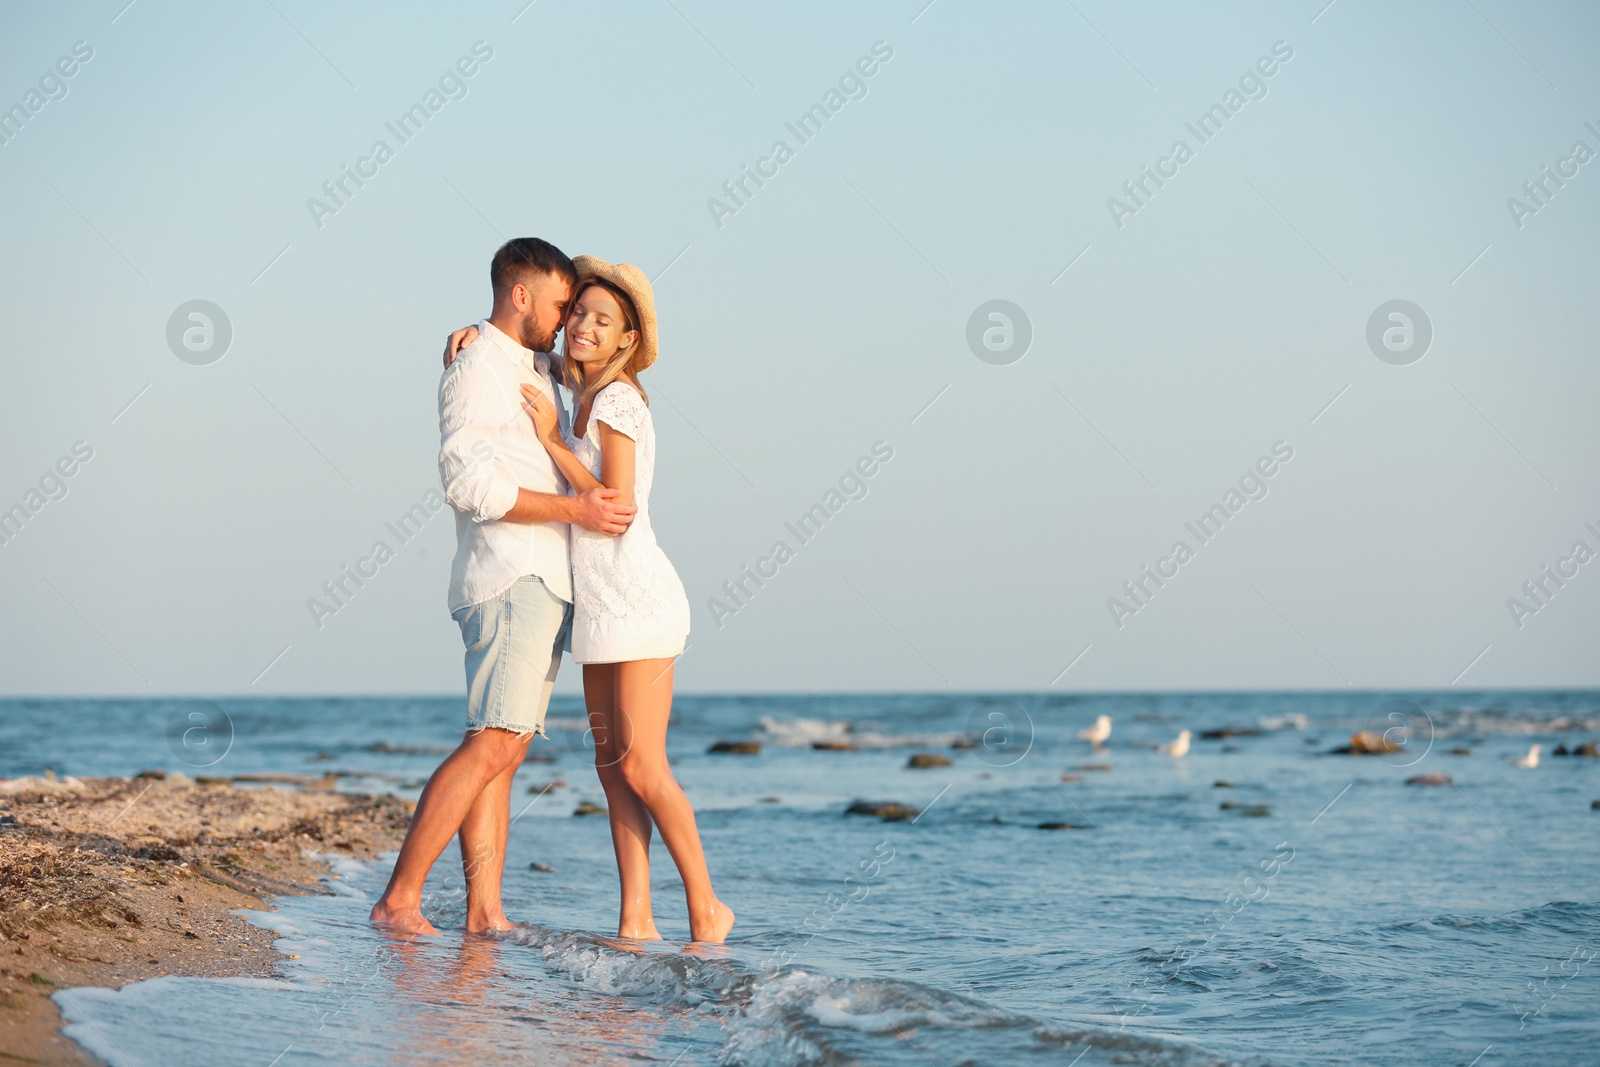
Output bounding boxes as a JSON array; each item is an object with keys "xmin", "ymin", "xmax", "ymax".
[
  {"xmin": 584, "ymin": 663, "xmax": 661, "ymax": 940},
  {"xmin": 613, "ymin": 659, "xmax": 734, "ymax": 943}
]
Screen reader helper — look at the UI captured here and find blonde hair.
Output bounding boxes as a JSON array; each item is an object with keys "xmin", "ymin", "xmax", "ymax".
[{"xmin": 561, "ymin": 279, "xmax": 649, "ymax": 411}]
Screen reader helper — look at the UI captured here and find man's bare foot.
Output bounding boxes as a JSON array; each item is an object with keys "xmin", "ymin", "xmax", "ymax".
[
  {"xmin": 466, "ymin": 913, "xmax": 520, "ymax": 935},
  {"xmin": 689, "ymin": 900, "xmax": 735, "ymax": 944},
  {"xmin": 617, "ymin": 919, "xmax": 662, "ymax": 941},
  {"xmin": 369, "ymin": 899, "xmax": 440, "ymax": 937}
]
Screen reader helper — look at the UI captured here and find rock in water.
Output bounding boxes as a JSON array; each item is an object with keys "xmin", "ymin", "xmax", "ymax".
[
  {"xmin": 529, "ymin": 862, "xmax": 557, "ymax": 872},
  {"xmin": 1221, "ymin": 802, "xmax": 1271, "ymax": 817},
  {"xmin": 845, "ymin": 800, "xmax": 920, "ymax": 822},
  {"xmin": 1406, "ymin": 772, "xmax": 1452, "ymax": 786},
  {"xmin": 708, "ymin": 740, "xmax": 761, "ymax": 755},
  {"xmin": 573, "ymin": 801, "xmax": 607, "ymax": 816},
  {"xmin": 1576, "ymin": 742, "xmax": 1599, "ymax": 758},
  {"xmin": 1346, "ymin": 731, "xmax": 1402, "ymax": 754},
  {"xmin": 811, "ymin": 740, "xmax": 860, "ymax": 751},
  {"xmin": 1037, "ymin": 822, "xmax": 1084, "ymax": 831},
  {"xmin": 907, "ymin": 753, "xmax": 952, "ymax": 768}
]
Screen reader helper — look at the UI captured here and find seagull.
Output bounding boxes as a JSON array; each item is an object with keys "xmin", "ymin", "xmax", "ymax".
[
  {"xmin": 1508, "ymin": 744, "xmax": 1541, "ymax": 769},
  {"xmin": 1078, "ymin": 714, "xmax": 1112, "ymax": 748},
  {"xmin": 1159, "ymin": 729, "xmax": 1192, "ymax": 758}
]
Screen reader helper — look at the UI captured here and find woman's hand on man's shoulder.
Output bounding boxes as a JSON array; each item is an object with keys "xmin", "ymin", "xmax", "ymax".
[{"xmin": 442, "ymin": 324, "xmax": 481, "ymax": 369}]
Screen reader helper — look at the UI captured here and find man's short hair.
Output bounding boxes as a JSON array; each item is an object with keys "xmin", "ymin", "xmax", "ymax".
[{"xmin": 490, "ymin": 237, "xmax": 576, "ymax": 296}]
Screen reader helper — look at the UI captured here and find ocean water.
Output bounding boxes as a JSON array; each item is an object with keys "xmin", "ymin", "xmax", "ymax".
[{"xmin": 3, "ymin": 691, "xmax": 1597, "ymax": 1066}]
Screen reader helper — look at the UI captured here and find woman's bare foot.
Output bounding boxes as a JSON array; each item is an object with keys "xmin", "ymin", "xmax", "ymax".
[
  {"xmin": 617, "ymin": 919, "xmax": 663, "ymax": 941},
  {"xmin": 369, "ymin": 899, "xmax": 440, "ymax": 937},
  {"xmin": 689, "ymin": 900, "xmax": 735, "ymax": 944}
]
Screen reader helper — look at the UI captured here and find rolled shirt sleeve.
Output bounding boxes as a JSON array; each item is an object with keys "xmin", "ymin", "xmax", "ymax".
[{"xmin": 438, "ymin": 359, "xmax": 520, "ymax": 522}]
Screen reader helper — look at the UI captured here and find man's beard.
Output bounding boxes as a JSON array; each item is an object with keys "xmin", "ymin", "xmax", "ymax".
[{"xmin": 520, "ymin": 318, "xmax": 559, "ymax": 353}]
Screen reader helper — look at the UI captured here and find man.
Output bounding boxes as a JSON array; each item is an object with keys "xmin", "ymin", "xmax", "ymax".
[{"xmin": 370, "ymin": 237, "xmax": 634, "ymax": 936}]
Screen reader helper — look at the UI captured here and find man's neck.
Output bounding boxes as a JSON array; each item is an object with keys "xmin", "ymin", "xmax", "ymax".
[{"xmin": 486, "ymin": 313, "xmax": 533, "ymax": 352}]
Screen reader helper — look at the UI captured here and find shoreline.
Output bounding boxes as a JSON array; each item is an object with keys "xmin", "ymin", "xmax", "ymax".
[{"xmin": 0, "ymin": 773, "xmax": 411, "ymax": 1066}]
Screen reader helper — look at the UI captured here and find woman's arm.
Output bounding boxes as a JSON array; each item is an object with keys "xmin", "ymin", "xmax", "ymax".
[
  {"xmin": 521, "ymin": 385, "xmax": 638, "ymax": 505},
  {"xmin": 540, "ymin": 425, "xmax": 633, "ymax": 504},
  {"xmin": 597, "ymin": 424, "xmax": 636, "ymax": 506},
  {"xmin": 520, "ymin": 386, "xmax": 601, "ymax": 493},
  {"xmin": 443, "ymin": 324, "xmax": 480, "ymax": 368}
]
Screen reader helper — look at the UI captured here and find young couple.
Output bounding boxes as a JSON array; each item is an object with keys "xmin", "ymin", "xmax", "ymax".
[{"xmin": 369, "ymin": 238, "xmax": 733, "ymax": 944}]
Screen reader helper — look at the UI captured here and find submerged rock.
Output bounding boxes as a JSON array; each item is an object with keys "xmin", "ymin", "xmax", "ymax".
[
  {"xmin": 1330, "ymin": 731, "xmax": 1402, "ymax": 755},
  {"xmin": 1406, "ymin": 773, "xmax": 1453, "ymax": 787},
  {"xmin": 1037, "ymin": 822, "xmax": 1085, "ymax": 831},
  {"xmin": 1577, "ymin": 742, "xmax": 1599, "ymax": 758},
  {"xmin": 708, "ymin": 740, "xmax": 761, "ymax": 755},
  {"xmin": 1059, "ymin": 774, "xmax": 1085, "ymax": 783},
  {"xmin": 1200, "ymin": 727, "xmax": 1263, "ymax": 739},
  {"xmin": 367, "ymin": 741, "xmax": 451, "ymax": 756},
  {"xmin": 1071, "ymin": 763, "xmax": 1113, "ymax": 773},
  {"xmin": 811, "ymin": 740, "xmax": 860, "ymax": 751},
  {"xmin": 1213, "ymin": 780, "xmax": 1235, "ymax": 788},
  {"xmin": 1220, "ymin": 802, "xmax": 1271, "ymax": 817},
  {"xmin": 529, "ymin": 862, "xmax": 557, "ymax": 873},
  {"xmin": 907, "ymin": 753, "xmax": 952, "ymax": 769},
  {"xmin": 1447, "ymin": 747, "xmax": 1472, "ymax": 756},
  {"xmin": 573, "ymin": 801, "xmax": 607, "ymax": 816},
  {"xmin": 845, "ymin": 800, "xmax": 920, "ymax": 822}
]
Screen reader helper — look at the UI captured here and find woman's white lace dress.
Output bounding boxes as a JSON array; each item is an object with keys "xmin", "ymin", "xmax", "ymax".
[{"xmin": 568, "ymin": 381, "xmax": 690, "ymax": 664}]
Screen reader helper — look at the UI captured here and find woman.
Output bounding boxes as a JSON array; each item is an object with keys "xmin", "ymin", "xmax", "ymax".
[{"xmin": 447, "ymin": 256, "xmax": 733, "ymax": 944}]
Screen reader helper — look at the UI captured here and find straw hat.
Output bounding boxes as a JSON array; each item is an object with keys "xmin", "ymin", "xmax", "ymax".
[{"xmin": 571, "ymin": 255, "xmax": 657, "ymax": 372}]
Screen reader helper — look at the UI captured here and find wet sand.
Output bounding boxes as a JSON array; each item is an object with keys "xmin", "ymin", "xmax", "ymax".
[{"xmin": 0, "ymin": 772, "xmax": 410, "ymax": 1066}]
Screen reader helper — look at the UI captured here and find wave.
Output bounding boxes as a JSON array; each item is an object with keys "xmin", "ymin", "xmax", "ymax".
[
  {"xmin": 754, "ymin": 716, "xmax": 966, "ymax": 750},
  {"xmin": 1425, "ymin": 706, "xmax": 1600, "ymax": 736},
  {"xmin": 502, "ymin": 924, "xmax": 1242, "ymax": 1066},
  {"xmin": 1393, "ymin": 899, "xmax": 1600, "ymax": 936}
]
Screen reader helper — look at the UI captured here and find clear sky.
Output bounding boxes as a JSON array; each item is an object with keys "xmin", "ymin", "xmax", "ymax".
[{"xmin": 2, "ymin": 0, "xmax": 1597, "ymax": 697}]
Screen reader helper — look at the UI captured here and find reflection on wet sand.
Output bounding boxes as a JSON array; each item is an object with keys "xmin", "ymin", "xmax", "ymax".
[{"xmin": 375, "ymin": 932, "xmax": 677, "ymax": 1066}]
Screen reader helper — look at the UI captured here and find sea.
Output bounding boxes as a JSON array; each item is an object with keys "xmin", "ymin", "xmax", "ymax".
[{"xmin": 2, "ymin": 690, "xmax": 1596, "ymax": 1066}]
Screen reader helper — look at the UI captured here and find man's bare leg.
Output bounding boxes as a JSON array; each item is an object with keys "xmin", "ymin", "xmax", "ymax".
[
  {"xmin": 370, "ymin": 728, "xmax": 528, "ymax": 935},
  {"xmin": 460, "ymin": 736, "xmax": 530, "ymax": 934}
]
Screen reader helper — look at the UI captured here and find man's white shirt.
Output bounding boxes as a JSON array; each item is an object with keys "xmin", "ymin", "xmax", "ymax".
[{"xmin": 438, "ymin": 319, "xmax": 573, "ymax": 614}]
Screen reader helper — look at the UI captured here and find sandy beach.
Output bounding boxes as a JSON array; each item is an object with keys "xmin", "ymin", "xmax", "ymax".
[{"xmin": 0, "ymin": 773, "xmax": 410, "ymax": 1066}]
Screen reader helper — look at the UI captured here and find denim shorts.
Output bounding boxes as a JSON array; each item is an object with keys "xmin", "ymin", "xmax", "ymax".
[{"xmin": 453, "ymin": 574, "xmax": 572, "ymax": 737}]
